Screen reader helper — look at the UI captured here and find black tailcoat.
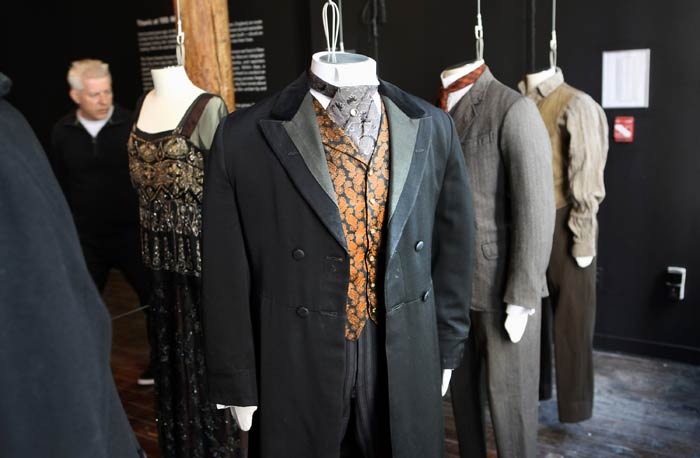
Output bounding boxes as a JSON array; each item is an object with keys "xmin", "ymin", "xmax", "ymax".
[{"xmin": 202, "ymin": 73, "xmax": 475, "ymax": 458}]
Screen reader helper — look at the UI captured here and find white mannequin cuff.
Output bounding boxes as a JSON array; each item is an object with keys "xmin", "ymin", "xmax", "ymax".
[{"xmin": 506, "ymin": 304, "xmax": 536, "ymax": 316}]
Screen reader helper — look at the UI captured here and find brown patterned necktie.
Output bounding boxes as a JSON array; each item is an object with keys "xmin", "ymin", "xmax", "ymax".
[
  {"xmin": 438, "ymin": 64, "xmax": 487, "ymax": 111},
  {"xmin": 309, "ymin": 72, "xmax": 380, "ymax": 161}
]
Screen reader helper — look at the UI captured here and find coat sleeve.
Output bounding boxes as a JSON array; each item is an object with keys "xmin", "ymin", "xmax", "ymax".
[
  {"xmin": 564, "ymin": 95, "xmax": 609, "ymax": 258},
  {"xmin": 500, "ymin": 97, "xmax": 556, "ymax": 309},
  {"xmin": 201, "ymin": 118, "xmax": 258, "ymax": 406},
  {"xmin": 432, "ymin": 114, "xmax": 474, "ymax": 370}
]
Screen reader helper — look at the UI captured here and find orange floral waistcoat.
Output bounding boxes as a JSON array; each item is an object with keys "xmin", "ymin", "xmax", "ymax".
[{"xmin": 314, "ymin": 99, "xmax": 390, "ymax": 340}]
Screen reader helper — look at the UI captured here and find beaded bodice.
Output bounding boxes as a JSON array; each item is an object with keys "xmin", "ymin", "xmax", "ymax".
[{"xmin": 128, "ymin": 93, "xmax": 215, "ymax": 276}]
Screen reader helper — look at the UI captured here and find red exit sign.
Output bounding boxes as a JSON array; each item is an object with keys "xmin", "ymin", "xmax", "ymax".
[{"xmin": 614, "ymin": 116, "xmax": 635, "ymax": 143}]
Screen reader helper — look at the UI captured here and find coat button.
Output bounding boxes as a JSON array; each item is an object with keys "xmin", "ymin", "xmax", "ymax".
[
  {"xmin": 292, "ymin": 248, "xmax": 305, "ymax": 260},
  {"xmin": 422, "ymin": 290, "xmax": 430, "ymax": 302},
  {"xmin": 296, "ymin": 306, "xmax": 309, "ymax": 318},
  {"xmin": 415, "ymin": 241, "xmax": 424, "ymax": 252}
]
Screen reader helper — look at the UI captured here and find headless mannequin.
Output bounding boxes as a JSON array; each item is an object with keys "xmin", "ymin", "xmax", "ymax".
[
  {"xmin": 136, "ymin": 66, "xmax": 205, "ymax": 133},
  {"xmin": 138, "ymin": 65, "xmax": 250, "ymax": 425},
  {"xmin": 524, "ymin": 68, "xmax": 594, "ymax": 270},
  {"xmin": 229, "ymin": 51, "xmax": 453, "ymax": 432},
  {"xmin": 441, "ymin": 59, "xmax": 532, "ymax": 344}
]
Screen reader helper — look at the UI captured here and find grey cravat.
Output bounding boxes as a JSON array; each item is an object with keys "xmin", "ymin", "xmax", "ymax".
[{"xmin": 309, "ymin": 72, "xmax": 381, "ymax": 161}]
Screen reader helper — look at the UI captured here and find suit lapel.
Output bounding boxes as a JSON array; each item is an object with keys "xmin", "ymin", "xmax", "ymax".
[
  {"xmin": 450, "ymin": 91, "xmax": 477, "ymax": 131},
  {"xmin": 449, "ymin": 67, "xmax": 493, "ymax": 137},
  {"xmin": 381, "ymin": 91, "xmax": 431, "ymax": 259},
  {"xmin": 258, "ymin": 74, "xmax": 435, "ymax": 257},
  {"xmin": 259, "ymin": 78, "xmax": 347, "ymax": 253},
  {"xmin": 384, "ymin": 97, "xmax": 419, "ymax": 220},
  {"xmin": 283, "ymin": 94, "xmax": 337, "ymax": 206}
]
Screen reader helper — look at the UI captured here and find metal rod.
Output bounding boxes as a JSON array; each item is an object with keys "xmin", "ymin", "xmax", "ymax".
[
  {"xmin": 475, "ymin": 0, "xmax": 484, "ymax": 61},
  {"xmin": 549, "ymin": 0, "xmax": 558, "ymax": 68},
  {"xmin": 175, "ymin": 0, "xmax": 185, "ymax": 66}
]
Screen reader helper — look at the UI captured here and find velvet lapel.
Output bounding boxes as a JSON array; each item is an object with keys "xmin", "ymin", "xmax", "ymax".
[
  {"xmin": 258, "ymin": 74, "xmax": 432, "ymax": 258},
  {"xmin": 284, "ymin": 94, "xmax": 338, "ymax": 205},
  {"xmin": 259, "ymin": 75, "xmax": 347, "ymax": 253},
  {"xmin": 379, "ymin": 81, "xmax": 431, "ymax": 259}
]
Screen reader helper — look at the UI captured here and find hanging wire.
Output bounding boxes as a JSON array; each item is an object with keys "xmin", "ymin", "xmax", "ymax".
[
  {"xmin": 338, "ymin": 0, "xmax": 345, "ymax": 52},
  {"xmin": 322, "ymin": 0, "xmax": 341, "ymax": 62},
  {"xmin": 549, "ymin": 0, "xmax": 557, "ymax": 69},
  {"xmin": 362, "ymin": 0, "xmax": 387, "ymax": 61},
  {"xmin": 474, "ymin": 0, "xmax": 484, "ymax": 61},
  {"xmin": 175, "ymin": 0, "xmax": 186, "ymax": 66}
]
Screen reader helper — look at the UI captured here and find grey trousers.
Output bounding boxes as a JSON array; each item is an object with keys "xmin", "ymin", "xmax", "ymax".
[
  {"xmin": 451, "ymin": 307, "xmax": 541, "ymax": 458},
  {"xmin": 540, "ymin": 205, "xmax": 596, "ymax": 422}
]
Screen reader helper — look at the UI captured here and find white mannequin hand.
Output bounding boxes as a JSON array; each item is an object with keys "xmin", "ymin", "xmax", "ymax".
[
  {"xmin": 223, "ymin": 372, "xmax": 455, "ymax": 425},
  {"xmin": 504, "ymin": 304, "xmax": 535, "ymax": 343},
  {"xmin": 441, "ymin": 369, "xmax": 452, "ymax": 397},
  {"xmin": 229, "ymin": 405, "xmax": 258, "ymax": 431},
  {"xmin": 575, "ymin": 256, "xmax": 594, "ymax": 268}
]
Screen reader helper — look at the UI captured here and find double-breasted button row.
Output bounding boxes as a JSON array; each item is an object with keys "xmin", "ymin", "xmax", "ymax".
[{"xmin": 292, "ymin": 248, "xmax": 305, "ymax": 260}]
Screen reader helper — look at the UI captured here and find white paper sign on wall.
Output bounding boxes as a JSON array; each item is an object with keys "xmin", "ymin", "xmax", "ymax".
[{"xmin": 602, "ymin": 49, "xmax": 651, "ymax": 109}]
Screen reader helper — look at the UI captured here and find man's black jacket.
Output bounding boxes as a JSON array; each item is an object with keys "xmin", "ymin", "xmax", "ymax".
[{"xmin": 49, "ymin": 104, "xmax": 138, "ymax": 235}]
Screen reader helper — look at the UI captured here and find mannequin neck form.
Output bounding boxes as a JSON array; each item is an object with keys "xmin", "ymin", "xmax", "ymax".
[
  {"xmin": 525, "ymin": 67, "xmax": 556, "ymax": 92},
  {"xmin": 310, "ymin": 52, "xmax": 379, "ymax": 87},
  {"xmin": 151, "ymin": 66, "xmax": 203, "ymax": 99},
  {"xmin": 137, "ymin": 66, "xmax": 205, "ymax": 133},
  {"xmin": 440, "ymin": 59, "xmax": 485, "ymax": 88}
]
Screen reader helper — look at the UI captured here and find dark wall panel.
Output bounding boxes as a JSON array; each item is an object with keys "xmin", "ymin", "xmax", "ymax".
[
  {"xmin": 539, "ymin": 0, "xmax": 700, "ymax": 363},
  {"xmin": 309, "ymin": 0, "xmax": 527, "ymax": 99},
  {"xmin": 1, "ymin": 0, "xmax": 142, "ymax": 148},
  {"xmin": 2, "ymin": 0, "xmax": 698, "ymax": 363}
]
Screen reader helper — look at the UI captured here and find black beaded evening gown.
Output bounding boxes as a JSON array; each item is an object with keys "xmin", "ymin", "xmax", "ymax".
[{"xmin": 128, "ymin": 93, "xmax": 239, "ymax": 458}]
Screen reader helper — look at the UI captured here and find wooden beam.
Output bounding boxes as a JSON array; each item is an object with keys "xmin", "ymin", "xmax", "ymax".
[{"xmin": 175, "ymin": 0, "xmax": 235, "ymax": 110}]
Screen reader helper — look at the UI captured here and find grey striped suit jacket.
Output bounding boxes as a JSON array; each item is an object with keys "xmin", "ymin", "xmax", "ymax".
[{"xmin": 450, "ymin": 67, "xmax": 555, "ymax": 312}]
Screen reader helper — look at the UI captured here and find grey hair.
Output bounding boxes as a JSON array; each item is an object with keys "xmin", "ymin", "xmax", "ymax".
[{"xmin": 67, "ymin": 59, "xmax": 111, "ymax": 91}]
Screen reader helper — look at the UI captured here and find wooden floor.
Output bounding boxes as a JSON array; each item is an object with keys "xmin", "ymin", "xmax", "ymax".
[{"xmin": 106, "ymin": 272, "xmax": 700, "ymax": 458}]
